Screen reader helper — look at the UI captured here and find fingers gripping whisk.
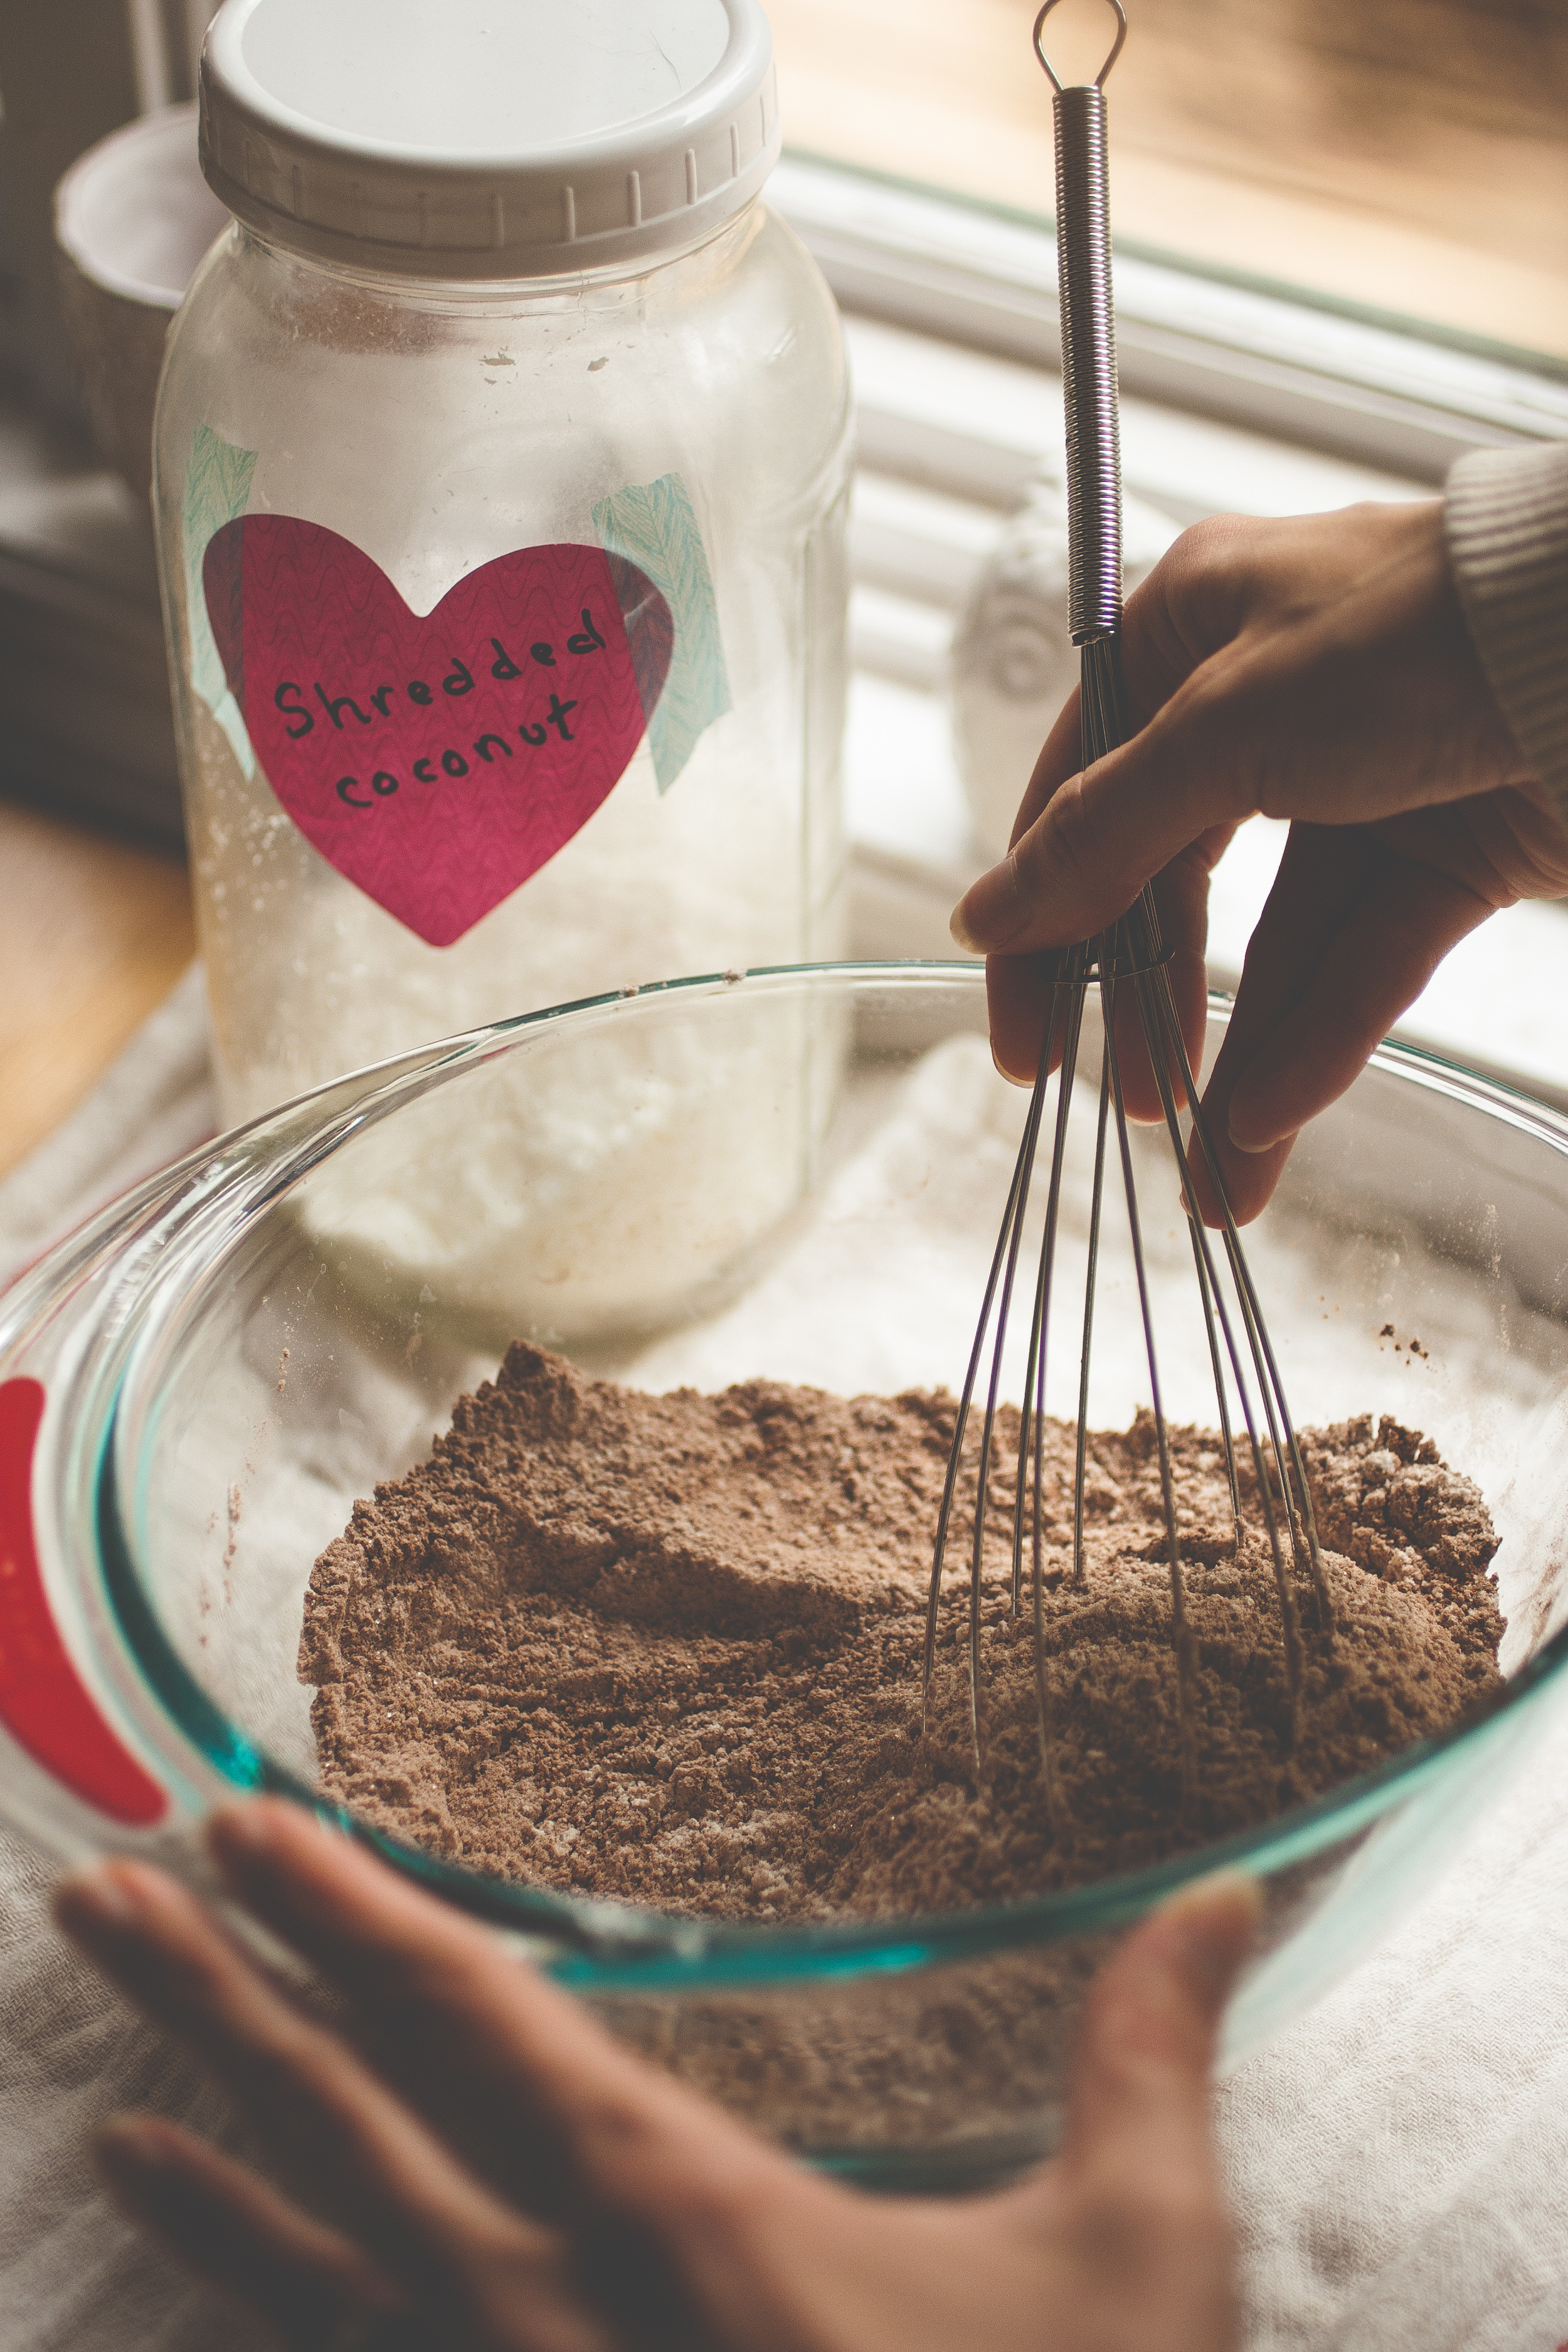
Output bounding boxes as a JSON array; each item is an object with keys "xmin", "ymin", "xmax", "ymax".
[{"xmin": 922, "ymin": 12, "xmax": 1330, "ymax": 1805}]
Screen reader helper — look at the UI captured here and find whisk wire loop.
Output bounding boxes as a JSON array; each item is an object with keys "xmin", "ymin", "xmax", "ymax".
[
  {"xmin": 1032, "ymin": 0, "xmax": 1128, "ymax": 96},
  {"xmin": 1101, "ymin": 956, "xmax": 1199, "ymax": 1793},
  {"xmin": 1071, "ymin": 1022, "xmax": 1113, "ymax": 1587},
  {"xmin": 1010, "ymin": 944, "xmax": 1089, "ymax": 1620},
  {"xmin": 1147, "ymin": 972, "xmax": 1334, "ymax": 1631},
  {"xmin": 967, "ymin": 1019, "xmax": 1059, "ymax": 1766},
  {"xmin": 1121, "ymin": 894, "xmax": 1306, "ymax": 1721},
  {"xmin": 921, "ymin": 1043, "xmax": 1048, "ymax": 1732}
]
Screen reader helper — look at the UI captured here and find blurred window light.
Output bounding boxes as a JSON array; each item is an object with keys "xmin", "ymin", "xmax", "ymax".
[{"xmin": 768, "ymin": 0, "xmax": 1568, "ymax": 364}]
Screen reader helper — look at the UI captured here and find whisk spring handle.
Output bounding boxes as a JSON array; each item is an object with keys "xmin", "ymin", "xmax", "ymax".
[{"xmin": 1053, "ymin": 84, "xmax": 1122, "ymax": 645}]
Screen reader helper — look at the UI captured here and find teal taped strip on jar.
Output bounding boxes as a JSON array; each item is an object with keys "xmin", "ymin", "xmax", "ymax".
[
  {"xmin": 592, "ymin": 471, "xmax": 731, "ymax": 794},
  {"xmin": 183, "ymin": 421, "xmax": 259, "ymax": 778}
]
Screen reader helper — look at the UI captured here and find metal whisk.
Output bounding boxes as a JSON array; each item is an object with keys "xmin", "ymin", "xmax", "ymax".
[{"xmin": 922, "ymin": 0, "xmax": 1332, "ymax": 1796}]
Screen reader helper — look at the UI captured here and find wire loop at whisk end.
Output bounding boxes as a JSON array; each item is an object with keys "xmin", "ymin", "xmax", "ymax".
[{"xmin": 1032, "ymin": 0, "xmax": 1128, "ymax": 93}]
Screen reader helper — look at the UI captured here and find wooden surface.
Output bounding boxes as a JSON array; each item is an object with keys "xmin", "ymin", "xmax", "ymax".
[
  {"xmin": 768, "ymin": 0, "xmax": 1568, "ymax": 358},
  {"xmin": 0, "ymin": 796, "xmax": 194, "ymax": 1182}
]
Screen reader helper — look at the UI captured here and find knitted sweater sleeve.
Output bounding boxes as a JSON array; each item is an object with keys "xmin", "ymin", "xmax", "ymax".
[{"xmin": 1445, "ymin": 441, "xmax": 1568, "ymax": 825}]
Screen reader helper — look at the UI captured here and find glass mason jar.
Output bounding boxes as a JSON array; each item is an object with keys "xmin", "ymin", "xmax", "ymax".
[{"xmin": 152, "ymin": 0, "xmax": 852, "ymax": 1130}]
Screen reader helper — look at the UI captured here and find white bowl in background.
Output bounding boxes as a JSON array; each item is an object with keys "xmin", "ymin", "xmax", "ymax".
[{"xmin": 53, "ymin": 103, "xmax": 231, "ymax": 500}]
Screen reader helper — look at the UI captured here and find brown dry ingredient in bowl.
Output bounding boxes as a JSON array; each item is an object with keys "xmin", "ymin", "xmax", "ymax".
[{"xmin": 301, "ymin": 1343, "xmax": 1504, "ymax": 1921}]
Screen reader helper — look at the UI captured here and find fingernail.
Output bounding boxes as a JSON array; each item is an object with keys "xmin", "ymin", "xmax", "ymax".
[
  {"xmin": 1156, "ymin": 1873, "xmax": 1261, "ymax": 2005},
  {"xmin": 950, "ymin": 899, "xmax": 982, "ymax": 953},
  {"xmin": 1226, "ymin": 1122, "xmax": 1273, "ymax": 1155},
  {"xmin": 55, "ymin": 1863, "xmax": 143, "ymax": 1931},
  {"xmin": 204, "ymin": 1802, "xmax": 296, "ymax": 1891},
  {"xmin": 951, "ymin": 854, "xmax": 1025, "ymax": 954},
  {"xmin": 208, "ymin": 1801, "xmax": 280, "ymax": 1856},
  {"xmin": 1227, "ymin": 1091, "xmax": 1285, "ymax": 1155}
]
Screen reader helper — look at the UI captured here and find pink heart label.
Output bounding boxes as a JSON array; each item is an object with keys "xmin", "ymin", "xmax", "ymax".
[{"xmin": 202, "ymin": 518, "xmax": 673, "ymax": 946}]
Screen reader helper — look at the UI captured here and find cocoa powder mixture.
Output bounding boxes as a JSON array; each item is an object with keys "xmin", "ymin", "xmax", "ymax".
[{"xmin": 301, "ymin": 1343, "xmax": 1504, "ymax": 1920}]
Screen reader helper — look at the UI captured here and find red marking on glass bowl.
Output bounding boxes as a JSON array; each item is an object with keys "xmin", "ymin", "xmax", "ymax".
[{"xmin": 0, "ymin": 1377, "xmax": 166, "ymax": 1826}]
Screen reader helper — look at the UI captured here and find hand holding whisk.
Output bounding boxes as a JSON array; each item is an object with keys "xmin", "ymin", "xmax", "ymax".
[{"xmin": 923, "ymin": 0, "xmax": 1332, "ymax": 1810}]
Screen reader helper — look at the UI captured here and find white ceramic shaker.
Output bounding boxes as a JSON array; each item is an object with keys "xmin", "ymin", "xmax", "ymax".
[{"xmin": 951, "ymin": 477, "xmax": 1178, "ymax": 862}]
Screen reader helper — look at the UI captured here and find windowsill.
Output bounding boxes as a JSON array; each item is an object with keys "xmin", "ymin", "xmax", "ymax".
[{"xmin": 774, "ymin": 156, "xmax": 1568, "ymax": 483}]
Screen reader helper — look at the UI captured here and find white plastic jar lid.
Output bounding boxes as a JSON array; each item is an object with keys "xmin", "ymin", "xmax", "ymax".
[{"xmin": 199, "ymin": 0, "xmax": 780, "ymax": 279}]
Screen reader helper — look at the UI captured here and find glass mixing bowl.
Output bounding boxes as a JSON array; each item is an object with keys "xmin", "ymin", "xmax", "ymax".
[{"xmin": 5, "ymin": 960, "xmax": 1568, "ymax": 2193}]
